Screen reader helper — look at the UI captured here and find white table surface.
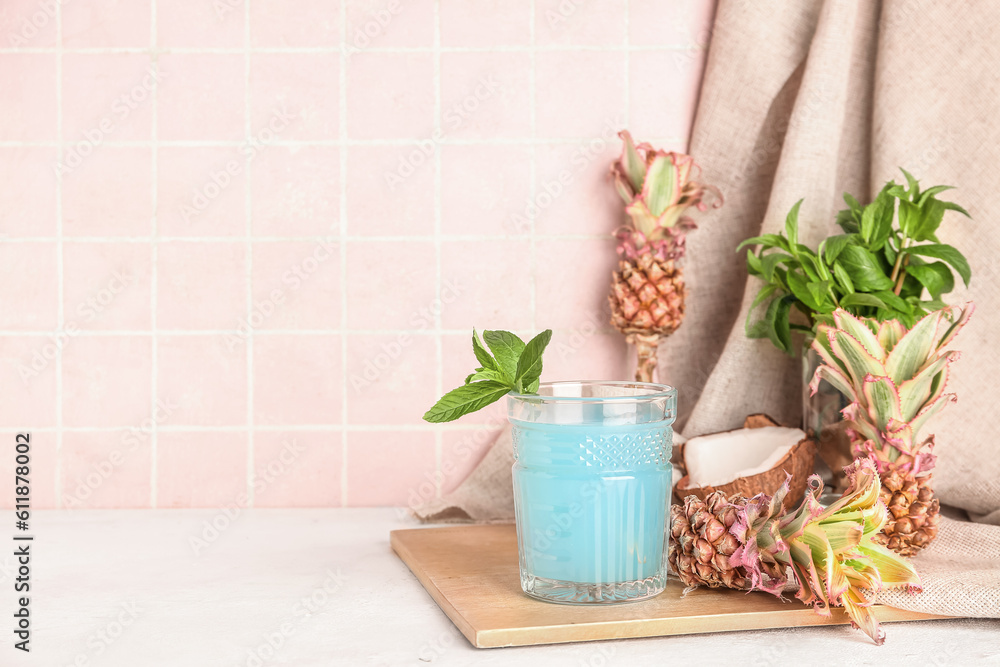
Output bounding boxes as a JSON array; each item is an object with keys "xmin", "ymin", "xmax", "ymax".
[{"xmin": 3, "ymin": 508, "xmax": 998, "ymax": 666}]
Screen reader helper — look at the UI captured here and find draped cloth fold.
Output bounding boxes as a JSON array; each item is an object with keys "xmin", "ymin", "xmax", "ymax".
[{"xmin": 416, "ymin": 0, "xmax": 1000, "ymax": 618}]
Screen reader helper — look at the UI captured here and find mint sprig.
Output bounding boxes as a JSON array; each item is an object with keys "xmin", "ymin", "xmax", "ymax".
[
  {"xmin": 422, "ymin": 328, "xmax": 552, "ymax": 423},
  {"xmin": 740, "ymin": 168, "xmax": 972, "ymax": 353},
  {"xmin": 482, "ymin": 330, "xmax": 524, "ymax": 381}
]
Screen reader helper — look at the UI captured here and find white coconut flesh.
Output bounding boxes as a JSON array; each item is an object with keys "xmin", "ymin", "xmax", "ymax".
[{"xmin": 682, "ymin": 426, "xmax": 806, "ymax": 489}]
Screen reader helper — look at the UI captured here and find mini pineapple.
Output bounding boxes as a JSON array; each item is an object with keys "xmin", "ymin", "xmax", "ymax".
[
  {"xmin": 670, "ymin": 458, "xmax": 921, "ymax": 645},
  {"xmin": 608, "ymin": 131, "xmax": 721, "ymax": 382},
  {"xmin": 810, "ymin": 304, "xmax": 973, "ymax": 556}
]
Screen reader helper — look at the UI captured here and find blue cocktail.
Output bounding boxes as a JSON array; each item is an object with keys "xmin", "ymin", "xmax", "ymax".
[{"xmin": 509, "ymin": 381, "xmax": 676, "ymax": 604}]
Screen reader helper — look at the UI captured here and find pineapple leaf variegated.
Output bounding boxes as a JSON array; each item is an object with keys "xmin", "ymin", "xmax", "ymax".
[
  {"xmin": 811, "ymin": 303, "xmax": 974, "ymax": 555},
  {"xmin": 670, "ymin": 458, "xmax": 920, "ymax": 645},
  {"xmin": 608, "ymin": 131, "xmax": 722, "ymax": 382}
]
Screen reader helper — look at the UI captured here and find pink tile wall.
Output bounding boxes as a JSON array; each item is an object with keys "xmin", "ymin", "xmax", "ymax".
[{"xmin": 0, "ymin": 0, "xmax": 713, "ymax": 508}]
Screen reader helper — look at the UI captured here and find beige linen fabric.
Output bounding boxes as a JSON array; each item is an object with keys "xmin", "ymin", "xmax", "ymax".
[{"xmin": 417, "ymin": 0, "xmax": 1000, "ymax": 617}]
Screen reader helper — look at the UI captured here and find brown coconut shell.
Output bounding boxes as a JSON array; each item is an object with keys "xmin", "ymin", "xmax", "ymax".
[
  {"xmin": 673, "ymin": 414, "xmax": 817, "ymax": 510},
  {"xmin": 670, "ymin": 436, "xmax": 687, "ymax": 478}
]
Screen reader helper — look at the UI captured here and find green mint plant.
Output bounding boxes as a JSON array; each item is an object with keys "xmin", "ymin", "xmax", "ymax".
[
  {"xmin": 739, "ymin": 168, "xmax": 971, "ymax": 353},
  {"xmin": 422, "ymin": 329, "xmax": 552, "ymax": 423}
]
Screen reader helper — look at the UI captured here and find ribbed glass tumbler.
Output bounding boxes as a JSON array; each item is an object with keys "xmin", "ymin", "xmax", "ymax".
[{"xmin": 508, "ymin": 381, "xmax": 676, "ymax": 604}]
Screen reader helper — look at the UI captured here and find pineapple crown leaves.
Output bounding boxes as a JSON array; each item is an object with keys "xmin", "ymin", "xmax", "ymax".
[
  {"xmin": 809, "ymin": 304, "xmax": 973, "ymax": 472},
  {"xmin": 740, "ymin": 169, "xmax": 972, "ymax": 355},
  {"xmin": 782, "ymin": 458, "xmax": 922, "ymax": 646},
  {"xmin": 611, "ymin": 130, "xmax": 722, "ymax": 258},
  {"xmin": 727, "ymin": 478, "xmax": 791, "ymax": 597},
  {"xmin": 714, "ymin": 458, "xmax": 920, "ymax": 645},
  {"xmin": 422, "ymin": 328, "xmax": 552, "ymax": 423}
]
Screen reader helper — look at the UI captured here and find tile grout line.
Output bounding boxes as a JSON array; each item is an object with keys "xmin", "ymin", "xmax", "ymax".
[
  {"xmin": 244, "ymin": 0, "xmax": 255, "ymax": 507},
  {"xmin": 2, "ymin": 136, "xmax": 684, "ymax": 148},
  {"xmin": 150, "ymin": 0, "xmax": 160, "ymax": 508},
  {"xmin": 0, "ymin": 326, "xmax": 617, "ymax": 336},
  {"xmin": 433, "ymin": 0, "xmax": 443, "ymax": 499},
  {"xmin": 53, "ymin": 0, "xmax": 63, "ymax": 508},
  {"xmin": 2, "ymin": 233, "xmax": 639, "ymax": 243},
  {"xmin": 528, "ymin": 0, "xmax": 536, "ymax": 335},
  {"xmin": 339, "ymin": 1, "xmax": 349, "ymax": 508},
  {"xmin": 0, "ymin": 423, "xmax": 509, "ymax": 433},
  {"xmin": 623, "ymin": 1, "xmax": 629, "ymax": 378},
  {"xmin": 0, "ymin": 45, "xmax": 704, "ymax": 55},
  {"xmin": 624, "ymin": 0, "xmax": 630, "ymax": 127}
]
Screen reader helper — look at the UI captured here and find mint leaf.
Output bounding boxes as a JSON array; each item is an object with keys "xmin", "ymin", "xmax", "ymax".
[
  {"xmin": 425, "ymin": 327, "xmax": 554, "ymax": 422},
  {"xmin": 784, "ymin": 199, "xmax": 803, "ymax": 249},
  {"xmin": 832, "ymin": 261, "xmax": 855, "ymax": 294},
  {"xmin": 483, "ymin": 330, "xmax": 525, "ymax": 379},
  {"xmin": 906, "ymin": 261, "xmax": 954, "ymax": 299},
  {"xmin": 898, "ymin": 200, "xmax": 920, "ymax": 238},
  {"xmin": 941, "ymin": 200, "xmax": 971, "ymax": 218},
  {"xmin": 837, "ymin": 207, "xmax": 860, "ymax": 234},
  {"xmin": 514, "ymin": 329, "xmax": 552, "ymax": 391},
  {"xmin": 843, "ymin": 192, "xmax": 862, "ymax": 214},
  {"xmin": 736, "ymin": 233, "xmax": 790, "ymax": 252},
  {"xmin": 837, "ymin": 245, "xmax": 894, "ymax": 291},
  {"xmin": 786, "ymin": 271, "xmax": 821, "ymax": 312},
  {"xmin": 472, "ymin": 329, "xmax": 501, "ymax": 375},
  {"xmin": 743, "ymin": 283, "xmax": 780, "ymax": 338},
  {"xmin": 906, "ymin": 243, "xmax": 971, "ymax": 287},
  {"xmin": 867, "ymin": 188, "xmax": 895, "ymax": 250},
  {"xmin": 899, "ymin": 169, "xmax": 919, "ymax": 198},
  {"xmin": 422, "ymin": 381, "xmax": 511, "ymax": 423},
  {"xmin": 760, "ymin": 252, "xmax": 793, "ymax": 282},
  {"xmin": 911, "ymin": 198, "xmax": 946, "ymax": 242},
  {"xmin": 764, "ymin": 295, "xmax": 793, "ymax": 353},
  {"xmin": 916, "ymin": 184, "xmax": 955, "ymax": 206},
  {"xmin": 872, "ymin": 289, "xmax": 910, "ymax": 313},
  {"xmin": 839, "ymin": 293, "xmax": 888, "ymax": 310},
  {"xmin": 465, "ymin": 368, "xmax": 507, "ymax": 384}
]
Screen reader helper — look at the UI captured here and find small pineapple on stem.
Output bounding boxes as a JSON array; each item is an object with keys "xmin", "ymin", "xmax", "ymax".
[
  {"xmin": 810, "ymin": 304, "xmax": 973, "ymax": 556},
  {"xmin": 670, "ymin": 457, "xmax": 921, "ymax": 645},
  {"xmin": 608, "ymin": 131, "xmax": 721, "ymax": 382}
]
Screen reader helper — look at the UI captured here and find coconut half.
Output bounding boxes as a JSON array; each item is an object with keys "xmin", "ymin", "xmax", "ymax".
[{"xmin": 673, "ymin": 414, "xmax": 817, "ymax": 509}]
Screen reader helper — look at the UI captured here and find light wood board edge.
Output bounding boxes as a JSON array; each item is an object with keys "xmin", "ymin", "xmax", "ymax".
[
  {"xmin": 390, "ymin": 529, "xmax": 481, "ymax": 647},
  {"xmin": 475, "ymin": 607, "xmax": 950, "ymax": 648},
  {"xmin": 391, "ymin": 528, "xmax": 951, "ymax": 649}
]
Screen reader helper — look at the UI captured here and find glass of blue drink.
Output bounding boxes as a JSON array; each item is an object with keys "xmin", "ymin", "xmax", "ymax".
[{"xmin": 508, "ymin": 381, "xmax": 676, "ymax": 604}]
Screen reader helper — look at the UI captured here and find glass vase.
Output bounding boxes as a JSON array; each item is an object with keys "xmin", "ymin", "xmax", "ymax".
[
  {"xmin": 508, "ymin": 381, "xmax": 676, "ymax": 604},
  {"xmin": 802, "ymin": 347, "xmax": 847, "ymax": 435},
  {"xmin": 802, "ymin": 347, "xmax": 852, "ymax": 488}
]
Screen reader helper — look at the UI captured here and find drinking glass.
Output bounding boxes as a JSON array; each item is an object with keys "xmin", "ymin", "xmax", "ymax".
[{"xmin": 508, "ymin": 381, "xmax": 676, "ymax": 604}]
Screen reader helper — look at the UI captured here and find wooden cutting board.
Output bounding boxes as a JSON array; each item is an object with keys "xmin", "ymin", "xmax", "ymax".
[{"xmin": 390, "ymin": 524, "xmax": 947, "ymax": 648}]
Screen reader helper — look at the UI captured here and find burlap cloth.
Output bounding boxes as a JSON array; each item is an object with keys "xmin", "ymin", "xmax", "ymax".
[{"xmin": 416, "ymin": 0, "xmax": 1000, "ymax": 618}]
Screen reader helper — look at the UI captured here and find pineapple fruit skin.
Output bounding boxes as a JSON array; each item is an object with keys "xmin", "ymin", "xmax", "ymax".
[
  {"xmin": 609, "ymin": 255, "xmax": 686, "ymax": 338},
  {"xmin": 668, "ymin": 493, "xmax": 751, "ymax": 591},
  {"xmin": 875, "ymin": 465, "xmax": 940, "ymax": 557},
  {"xmin": 606, "ymin": 131, "xmax": 720, "ymax": 382}
]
